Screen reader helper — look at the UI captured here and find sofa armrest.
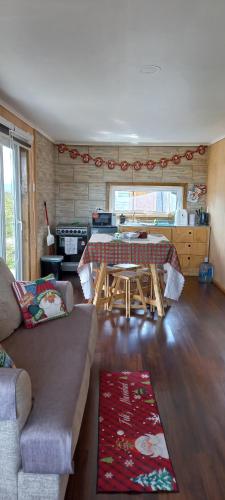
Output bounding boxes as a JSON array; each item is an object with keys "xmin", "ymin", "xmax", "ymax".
[
  {"xmin": 0, "ymin": 369, "xmax": 32, "ymax": 430},
  {"xmin": 55, "ymin": 280, "xmax": 74, "ymax": 313}
]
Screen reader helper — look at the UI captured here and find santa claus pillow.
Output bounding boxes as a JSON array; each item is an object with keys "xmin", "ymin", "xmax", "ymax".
[{"xmin": 12, "ymin": 274, "xmax": 67, "ymax": 329}]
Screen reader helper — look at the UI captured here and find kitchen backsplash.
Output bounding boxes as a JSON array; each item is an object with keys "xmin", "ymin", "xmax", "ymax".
[{"xmin": 55, "ymin": 145, "xmax": 208, "ymax": 224}]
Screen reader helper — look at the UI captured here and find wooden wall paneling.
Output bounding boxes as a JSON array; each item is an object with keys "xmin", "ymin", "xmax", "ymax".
[{"xmin": 208, "ymin": 139, "xmax": 225, "ymax": 290}]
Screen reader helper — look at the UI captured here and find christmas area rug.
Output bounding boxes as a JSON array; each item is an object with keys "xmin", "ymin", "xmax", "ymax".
[{"xmin": 97, "ymin": 371, "xmax": 178, "ymax": 493}]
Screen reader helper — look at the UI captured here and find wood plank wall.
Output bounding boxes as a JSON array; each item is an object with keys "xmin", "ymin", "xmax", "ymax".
[{"xmin": 208, "ymin": 139, "xmax": 225, "ymax": 292}]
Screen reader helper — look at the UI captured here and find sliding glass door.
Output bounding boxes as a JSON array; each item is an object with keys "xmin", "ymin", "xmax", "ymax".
[{"xmin": 0, "ymin": 142, "xmax": 22, "ymax": 279}]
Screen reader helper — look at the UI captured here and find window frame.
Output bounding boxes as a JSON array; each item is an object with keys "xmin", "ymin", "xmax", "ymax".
[{"xmin": 108, "ymin": 183, "xmax": 186, "ymax": 218}]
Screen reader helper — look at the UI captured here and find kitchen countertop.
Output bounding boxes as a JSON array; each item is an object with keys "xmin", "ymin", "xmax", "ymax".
[{"xmin": 119, "ymin": 223, "xmax": 208, "ymax": 228}]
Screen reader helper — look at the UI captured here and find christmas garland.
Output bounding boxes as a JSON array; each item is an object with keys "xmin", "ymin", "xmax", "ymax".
[{"xmin": 57, "ymin": 144, "xmax": 207, "ymax": 171}]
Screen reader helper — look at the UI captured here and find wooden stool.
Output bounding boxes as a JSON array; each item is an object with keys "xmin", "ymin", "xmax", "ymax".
[
  {"xmin": 105, "ymin": 264, "xmax": 143, "ymax": 305},
  {"xmin": 108, "ymin": 270, "xmax": 147, "ymax": 318}
]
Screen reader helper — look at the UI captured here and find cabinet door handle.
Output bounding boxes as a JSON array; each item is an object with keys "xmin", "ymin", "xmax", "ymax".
[
  {"xmin": 188, "ymin": 244, "xmax": 191, "ymax": 247},
  {"xmin": 188, "ymin": 231, "xmax": 192, "ymax": 234},
  {"xmin": 188, "ymin": 257, "xmax": 190, "ymax": 260}
]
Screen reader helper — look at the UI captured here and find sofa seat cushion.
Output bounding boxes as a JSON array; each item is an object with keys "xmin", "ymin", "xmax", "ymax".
[{"xmin": 2, "ymin": 304, "xmax": 97, "ymax": 474}]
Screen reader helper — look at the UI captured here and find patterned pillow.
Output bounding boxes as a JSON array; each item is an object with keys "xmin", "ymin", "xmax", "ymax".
[
  {"xmin": 12, "ymin": 274, "xmax": 67, "ymax": 329},
  {"xmin": 0, "ymin": 345, "xmax": 15, "ymax": 368}
]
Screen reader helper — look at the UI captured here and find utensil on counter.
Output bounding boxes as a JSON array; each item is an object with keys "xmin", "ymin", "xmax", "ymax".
[
  {"xmin": 44, "ymin": 201, "xmax": 55, "ymax": 247},
  {"xmin": 195, "ymin": 208, "xmax": 209, "ymax": 225}
]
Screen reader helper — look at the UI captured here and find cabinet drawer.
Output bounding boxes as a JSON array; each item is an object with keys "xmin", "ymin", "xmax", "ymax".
[
  {"xmin": 180, "ymin": 255, "xmax": 204, "ymax": 269},
  {"xmin": 172, "ymin": 228, "xmax": 194, "ymax": 242},
  {"xmin": 175, "ymin": 242, "xmax": 207, "ymax": 255}
]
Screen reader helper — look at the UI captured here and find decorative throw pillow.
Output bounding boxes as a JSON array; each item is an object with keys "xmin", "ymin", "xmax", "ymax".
[
  {"xmin": 0, "ymin": 344, "xmax": 15, "ymax": 368},
  {"xmin": 12, "ymin": 274, "xmax": 68, "ymax": 329}
]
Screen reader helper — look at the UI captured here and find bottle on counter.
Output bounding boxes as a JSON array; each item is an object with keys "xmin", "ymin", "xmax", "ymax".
[
  {"xmin": 198, "ymin": 257, "xmax": 214, "ymax": 283},
  {"xmin": 189, "ymin": 213, "xmax": 196, "ymax": 226},
  {"xmin": 119, "ymin": 214, "xmax": 126, "ymax": 224}
]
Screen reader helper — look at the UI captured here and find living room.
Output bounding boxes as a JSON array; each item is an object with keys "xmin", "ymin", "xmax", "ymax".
[{"xmin": 1, "ymin": 1, "xmax": 225, "ymax": 499}]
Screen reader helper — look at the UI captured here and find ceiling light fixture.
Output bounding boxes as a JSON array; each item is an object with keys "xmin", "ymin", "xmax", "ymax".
[{"xmin": 140, "ymin": 65, "xmax": 161, "ymax": 74}]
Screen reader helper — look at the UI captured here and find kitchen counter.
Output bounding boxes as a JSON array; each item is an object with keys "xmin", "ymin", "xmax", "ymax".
[{"xmin": 119, "ymin": 223, "xmax": 207, "ymax": 228}]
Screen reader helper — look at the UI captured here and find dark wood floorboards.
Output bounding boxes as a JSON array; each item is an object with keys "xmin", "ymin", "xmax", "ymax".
[{"xmin": 64, "ymin": 276, "xmax": 225, "ymax": 500}]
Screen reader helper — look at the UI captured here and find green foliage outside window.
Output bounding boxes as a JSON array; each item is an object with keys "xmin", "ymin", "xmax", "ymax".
[{"xmin": 4, "ymin": 192, "xmax": 15, "ymax": 272}]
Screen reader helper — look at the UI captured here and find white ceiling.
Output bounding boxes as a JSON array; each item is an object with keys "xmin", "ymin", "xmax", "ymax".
[{"xmin": 1, "ymin": 0, "xmax": 225, "ymax": 144}]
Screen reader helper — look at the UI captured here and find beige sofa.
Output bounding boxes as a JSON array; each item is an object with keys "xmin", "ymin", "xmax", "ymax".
[{"xmin": 0, "ymin": 258, "xmax": 97, "ymax": 500}]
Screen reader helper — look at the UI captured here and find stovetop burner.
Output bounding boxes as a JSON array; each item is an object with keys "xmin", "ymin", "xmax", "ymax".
[
  {"xmin": 57, "ymin": 221, "xmax": 89, "ymax": 228},
  {"xmin": 56, "ymin": 222, "xmax": 90, "ymax": 236}
]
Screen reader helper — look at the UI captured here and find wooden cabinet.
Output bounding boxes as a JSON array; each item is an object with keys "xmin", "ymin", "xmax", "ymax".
[
  {"xmin": 119, "ymin": 224, "xmax": 210, "ymax": 276},
  {"xmin": 172, "ymin": 226, "xmax": 210, "ymax": 275}
]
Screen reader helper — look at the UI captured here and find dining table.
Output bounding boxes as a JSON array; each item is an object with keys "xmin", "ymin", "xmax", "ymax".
[{"xmin": 77, "ymin": 233, "xmax": 185, "ymax": 317}]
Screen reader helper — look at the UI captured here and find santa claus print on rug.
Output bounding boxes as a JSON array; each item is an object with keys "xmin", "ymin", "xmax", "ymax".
[{"xmin": 97, "ymin": 371, "xmax": 178, "ymax": 493}]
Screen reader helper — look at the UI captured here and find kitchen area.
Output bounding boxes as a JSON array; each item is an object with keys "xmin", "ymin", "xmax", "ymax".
[
  {"xmin": 52, "ymin": 207, "xmax": 210, "ymax": 280},
  {"xmin": 37, "ymin": 142, "xmax": 212, "ymax": 284}
]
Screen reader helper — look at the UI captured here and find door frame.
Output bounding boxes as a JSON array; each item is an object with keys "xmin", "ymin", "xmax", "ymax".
[{"xmin": 0, "ymin": 105, "xmax": 37, "ymax": 279}]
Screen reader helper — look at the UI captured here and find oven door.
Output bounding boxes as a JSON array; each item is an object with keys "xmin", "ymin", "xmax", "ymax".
[{"xmin": 57, "ymin": 235, "xmax": 87, "ymax": 272}]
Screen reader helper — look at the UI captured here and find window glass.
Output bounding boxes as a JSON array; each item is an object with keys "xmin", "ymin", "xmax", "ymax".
[
  {"xmin": 110, "ymin": 185, "xmax": 183, "ymax": 216},
  {"xmin": 0, "ymin": 144, "xmax": 22, "ymax": 278}
]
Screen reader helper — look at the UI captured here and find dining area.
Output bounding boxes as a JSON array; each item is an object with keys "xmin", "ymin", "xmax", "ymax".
[{"xmin": 78, "ymin": 232, "xmax": 185, "ymax": 318}]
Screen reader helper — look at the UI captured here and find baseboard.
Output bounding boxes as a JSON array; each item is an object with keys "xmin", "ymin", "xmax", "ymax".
[{"xmin": 213, "ymin": 279, "xmax": 225, "ymax": 295}]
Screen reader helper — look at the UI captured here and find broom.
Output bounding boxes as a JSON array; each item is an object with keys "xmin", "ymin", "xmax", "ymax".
[{"xmin": 44, "ymin": 201, "xmax": 55, "ymax": 247}]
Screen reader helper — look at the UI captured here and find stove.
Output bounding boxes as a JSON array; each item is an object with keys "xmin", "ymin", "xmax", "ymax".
[{"xmin": 56, "ymin": 223, "xmax": 90, "ymax": 273}]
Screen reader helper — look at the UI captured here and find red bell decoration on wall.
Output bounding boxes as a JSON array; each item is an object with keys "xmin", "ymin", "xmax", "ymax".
[
  {"xmin": 120, "ymin": 161, "xmax": 129, "ymax": 171},
  {"xmin": 70, "ymin": 149, "xmax": 79, "ymax": 159},
  {"xmin": 58, "ymin": 144, "xmax": 68, "ymax": 154},
  {"xmin": 146, "ymin": 160, "xmax": 156, "ymax": 170},
  {"xmin": 95, "ymin": 157, "xmax": 104, "ymax": 167},
  {"xmin": 133, "ymin": 161, "xmax": 142, "ymax": 170},
  {"xmin": 197, "ymin": 145, "xmax": 206, "ymax": 155},
  {"xmin": 185, "ymin": 150, "xmax": 193, "ymax": 161},
  {"xmin": 82, "ymin": 153, "xmax": 90, "ymax": 163},
  {"xmin": 160, "ymin": 158, "xmax": 168, "ymax": 168},
  {"xmin": 172, "ymin": 155, "xmax": 181, "ymax": 165},
  {"xmin": 107, "ymin": 160, "xmax": 116, "ymax": 169}
]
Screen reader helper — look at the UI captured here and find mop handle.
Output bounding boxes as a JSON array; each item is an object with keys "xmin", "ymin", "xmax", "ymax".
[{"xmin": 44, "ymin": 201, "xmax": 49, "ymax": 226}]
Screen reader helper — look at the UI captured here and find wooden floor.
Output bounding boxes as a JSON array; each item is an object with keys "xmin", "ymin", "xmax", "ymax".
[{"xmin": 65, "ymin": 276, "xmax": 225, "ymax": 500}]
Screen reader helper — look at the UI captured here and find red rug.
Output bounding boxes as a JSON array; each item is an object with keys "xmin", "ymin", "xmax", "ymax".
[{"xmin": 97, "ymin": 371, "xmax": 178, "ymax": 493}]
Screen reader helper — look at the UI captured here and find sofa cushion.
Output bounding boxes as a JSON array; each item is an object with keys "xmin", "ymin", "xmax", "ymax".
[
  {"xmin": 2, "ymin": 304, "xmax": 97, "ymax": 474},
  {"xmin": 0, "ymin": 258, "xmax": 22, "ymax": 341},
  {"xmin": 55, "ymin": 281, "xmax": 74, "ymax": 313},
  {"xmin": 12, "ymin": 275, "xmax": 67, "ymax": 328}
]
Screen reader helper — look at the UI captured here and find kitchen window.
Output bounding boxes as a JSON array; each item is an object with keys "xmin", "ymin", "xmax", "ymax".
[{"xmin": 109, "ymin": 185, "xmax": 184, "ymax": 217}]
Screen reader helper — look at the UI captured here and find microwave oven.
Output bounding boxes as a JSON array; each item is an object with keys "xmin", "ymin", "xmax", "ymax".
[{"xmin": 92, "ymin": 211, "xmax": 117, "ymax": 226}]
